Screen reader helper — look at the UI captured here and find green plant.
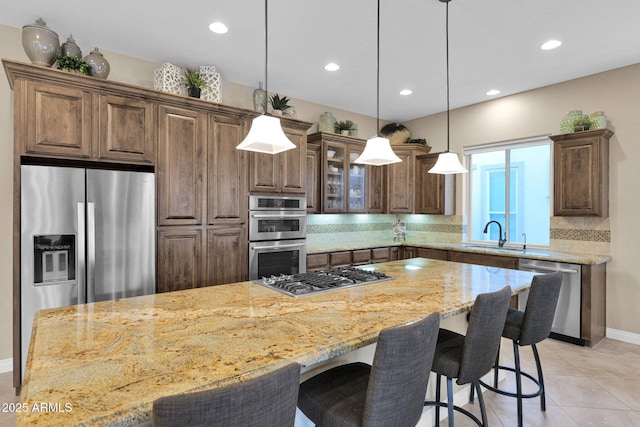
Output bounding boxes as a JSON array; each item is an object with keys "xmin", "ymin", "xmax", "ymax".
[
  {"xmin": 407, "ymin": 138, "xmax": 428, "ymax": 145},
  {"xmin": 182, "ymin": 67, "xmax": 209, "ymax": 89},
  {"xmin": 55, "ymin": 55, "xmax": 91, "ymax": 75},
  {"xmin": 268, "ymin": 94, "xmax": 291, "ymax": 111},
  {"xmin": 571, "ymin": 115, "xmax": 591, "ymax": 130},
  {"xmin": 334, "ymin": 120, "xmax": 355, "ymax": 132}
]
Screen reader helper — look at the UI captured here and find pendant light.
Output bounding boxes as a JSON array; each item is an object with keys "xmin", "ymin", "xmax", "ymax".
[
  {"xmin": 236, "ymin": 0, "xmax": 295, "ymax": 154},
  {"xmin": 353, "ymin": 0, "xmax": 401, "ymax": 166},
  {"xmin": 429, "ymin": 0, "xmax": 468, "ymax": 174}
]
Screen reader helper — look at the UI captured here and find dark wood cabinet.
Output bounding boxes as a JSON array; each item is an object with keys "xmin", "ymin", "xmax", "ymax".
[
  {"xmin": 386, "ymin": 145, "xmax": 432, "ymax": 213},
  {"xmin": 307, "ymin": 253, "xmax": 330, "ymax": 271},
  {"xmin": 206, "ymin": 227, "xmax": 246, "ymax": 287},
  {"xmin": 551, "ymin": 129, "xmax": 612, "ymax": 217},
  {"xmin": 415, "ymin": 153, "xmax": 455, "ymax": 215},
  {"xmin": 157, "ymin": 228, "xmax": 203, "ymax": 293},
  {"xmin": 249, "ymin": 119, "xmax": 310, "ymax": 194},
  {"xmin": 330, "ymin": 251, "xmax": 353, "ymax": 268},
  {"xmin": 306, "ymin": 142, "xmax": 321, "ymax": 213},
  {"xmin": 352, "ymin": 249, "xmax": 372, "ymax": 265},
  {"xmin": 97, "ymin": 94, "xmax": 155, "ymax": 164},
  {"xmin": 416, "ymin": 247, "xmax": 448, "ymax": 261},
  {"xmin": 371, "ymin": 247, "xmax": 390, "ymax": 263},
  {"xmin": 157, "ymin": 105, "xmax": 206, "ymax": 226},
  {"xmin": 447, "ymin": 251, "xmax": 519, "ymax": 269}
]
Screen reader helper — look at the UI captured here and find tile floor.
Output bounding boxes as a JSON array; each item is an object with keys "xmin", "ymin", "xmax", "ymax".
[{"xmin": 1, "ymin": 337, "xmax": 639, "ymax": 427}]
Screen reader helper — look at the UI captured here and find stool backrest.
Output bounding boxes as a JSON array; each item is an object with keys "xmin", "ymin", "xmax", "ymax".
[
  {"xmin": 153, "ymin": 363, "xmax": 300, "ymax": 427},
  {"xmin": 458, "ymin": 286, "xmax": 511, "ymax": 385},
  {"xmin": 362, "ymin": 312, "xmax": 440, "ymax": 427},
  {"xmin": 520, "ymin": 272, "xmax": 563, "ymax": 346}
]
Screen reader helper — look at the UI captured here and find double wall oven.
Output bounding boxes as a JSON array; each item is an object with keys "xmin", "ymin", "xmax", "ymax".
[{"xmin": 248, "ymin": 195, "xmax": 307, "ymax": 280}]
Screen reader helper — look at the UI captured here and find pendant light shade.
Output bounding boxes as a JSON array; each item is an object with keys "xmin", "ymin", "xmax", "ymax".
[
  {"xmin": 352, "ymin": 0, "xmax": 401, "ymax": 166},
  {"xmin": 236, "ymin": 114, "xmax": 296, "ymax": 154},
  {"xmin": 429, "ymin": 0, "xmax": 467, "ymax": 175},
  {"xmin": 354, "ymin": 136, "xmax": 401, "ymax": 165},
  {"xmin": 236, "ymin": 0, "xmax": 295, "ymax": 154}
]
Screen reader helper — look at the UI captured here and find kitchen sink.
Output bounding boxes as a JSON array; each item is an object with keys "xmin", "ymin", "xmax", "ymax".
[{"xmin": 462, "ymin": 244, "xmax": 525, "ymax": 252}]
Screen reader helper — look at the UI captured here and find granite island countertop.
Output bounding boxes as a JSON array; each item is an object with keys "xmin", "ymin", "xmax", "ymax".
[{"xmin": 17, "ymin": 258, "xmax": 537, "ymax": 427}]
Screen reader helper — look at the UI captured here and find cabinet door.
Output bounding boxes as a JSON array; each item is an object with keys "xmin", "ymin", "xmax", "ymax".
[
  {"xmin": 416, "ymin": 153, "xmax": 454, "ymax": 215},
  {"xmin": 416, "ymin": 247, "xmax": 448, "ymax": 261},
  {"xmin": 157, "ymin": 105, "xmax": 206, "ymax": 225},
  {"xmin": 330, "ymin": 251, "xmax": 352, "ymax": 268},
  {"xmin": 208, "ymin": 115, "xmax": 247, "ymax": 225},
  {"xmin": 157, "ymin": 229, "xmax": 203, "ymax": 292},
  {"xmin": 306, "ymin": 143, "xmax": 321, "ymax": 213},
  {"xmin": 280, "ymin": 127, "xmax": 307, "ymax": 194},
  {"xmin": 97, "ymin": 94, "xmax": 155, "ymax": 164},
  {"xmin": 352, "ymin": 249, "xmax": 372, "ymax": 265},
  {"xmin": 387, "ymin": 149, "xmax": 415, "ymax": 213},
  {"xmin": 447, "ymin": 251, "xmax": 518, "ymax": 269},
  {"xmin": 367, "ymin": 164, "xmax": 385, "ymax": 213},
  {"xmin": 324, "ymin": 142, "xmax": 348, "ymax": 212},
  {"xmin": 553, "ymin": 134, "xmax": 609, "ymax": 217},
  {"xmin": 249, "ymin": 150, "xmax": 279, "ymax": 193},
  {"xmin": 371, "ymin": 247, "xmax": 390, "ymax": 263},
  {"xmin": 347, "ymin": 146, "xmax": 367, "ymax": 212},
  {"xmin": 206, "ymin": 227, "xmax": 247, "ymax": 286},
  {"xmin": 23, "ymin": 81, "xmax": 92, "ymax": 158},
  {"xmin": 307, "ymin": 253, "xmax": 330, "ymax": 272}
]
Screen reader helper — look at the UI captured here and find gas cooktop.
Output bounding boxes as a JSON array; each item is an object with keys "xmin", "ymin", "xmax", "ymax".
[{"xmin": 253, "ymin": 267, "xmax": 395, "ymax": 297}]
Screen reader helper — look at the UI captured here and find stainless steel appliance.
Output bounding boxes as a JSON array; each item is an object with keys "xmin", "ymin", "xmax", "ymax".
[
  {"xmin": 248, "ymin": 195, "xmax": 306, "ymax": 280},
  {"xmin": 254, "ymin": 267, "xmax": 395, "ymax": 297},
  {"xmin": 518, "ymin": 258, "xmax": 583, "ymax": 345},
  {"xmin": 20, "ymin": 165, "xmax": 155, "ymax": 377}
]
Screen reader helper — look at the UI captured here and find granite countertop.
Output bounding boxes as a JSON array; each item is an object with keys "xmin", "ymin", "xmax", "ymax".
[
  {"xmin": 17, "ymin": 258, "xmax": 537, "ymax": 427},
  {"xmin": 307, "ymin": 241, "xmax": 611, "ymax": 265}
]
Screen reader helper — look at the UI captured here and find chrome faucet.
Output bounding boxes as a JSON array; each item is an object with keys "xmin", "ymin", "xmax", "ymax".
[
  {"xmin": 522, "ymin": 232, "xmax": 527, "ymax": 250},
  {"xmin": 483, "ymin": 221, "xmax": 507, "ymax": 247}
]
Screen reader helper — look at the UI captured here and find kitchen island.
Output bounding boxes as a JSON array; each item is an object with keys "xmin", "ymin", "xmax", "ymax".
[{"xmin": 17, "ymin": 258, "xmax": 537, "ymax": 426}]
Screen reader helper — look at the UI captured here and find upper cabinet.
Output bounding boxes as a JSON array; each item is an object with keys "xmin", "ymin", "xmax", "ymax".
[
  {"xmin": 248, "ymin": 119, "xmax": 311, "ymax": 194},
  {"xmin": 550, "ymin": 129, "xmax": 613, "ymax": 217},
  {"xmin": 415, "ymin": 153, "xmax": 455, "ymax": 215},
  {"xmin": 386, "ymin": 144, "xmax": 432, "ymax": 213}
]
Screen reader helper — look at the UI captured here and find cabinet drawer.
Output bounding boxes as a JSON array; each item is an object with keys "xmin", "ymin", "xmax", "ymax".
[
  {"xmin": 416, "ymin": 248, "xmax": 448, "ymax": 261},
  {"xmin": 447, "ymin": 251, "xmax": 518, "ymax": 269},
  {"xmin": 307, "ymin": 253, "xmax": 330, "ymax": 271},
  {"xmin": 371, "ymin": 247, "xmax": 390, "ymax": 263},
  {"xmin": 352, "ymin": 249, "xmax": 372, "ymax": 265},
  {"xmin": 330, "ymin": 251, "xmax": 352, "ymax": 268}
]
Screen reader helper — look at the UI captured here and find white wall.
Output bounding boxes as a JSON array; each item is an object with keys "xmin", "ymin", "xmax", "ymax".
[{"xmin": 405, "ymin": 63, "xmax": 640, "ymax": 336}]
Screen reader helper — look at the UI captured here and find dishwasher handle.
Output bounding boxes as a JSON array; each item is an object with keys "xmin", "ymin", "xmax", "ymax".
[{"xmin": 520, "ymin": 264, "xmax": 579, "ymax": 274}]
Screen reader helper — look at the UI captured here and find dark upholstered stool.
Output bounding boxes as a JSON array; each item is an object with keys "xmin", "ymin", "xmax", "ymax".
[
  {"xmin": 298, "ymin": 312, "xmax": 440, "ymax": 427},
  {"xmin": 153, "ymin": 363, "xmax": 300, "ymax": 427},
  {"xmin": 425, "ymin": 286, "xmax": 512, "ymax": 427},
  {"xmin": 471, "ymin": 272, "xmax": 562, "ymax": 427}
]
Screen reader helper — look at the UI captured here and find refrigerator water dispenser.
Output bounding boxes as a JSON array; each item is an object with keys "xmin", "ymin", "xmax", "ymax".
[{"xmin": 33, "ymin": 234, "xmax": 76, "ymax": 285}]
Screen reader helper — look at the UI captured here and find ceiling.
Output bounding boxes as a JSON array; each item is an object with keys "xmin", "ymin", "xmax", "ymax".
[{"xmin": 3, "ymin": 0, "xmax": 640, "ymax": 122}]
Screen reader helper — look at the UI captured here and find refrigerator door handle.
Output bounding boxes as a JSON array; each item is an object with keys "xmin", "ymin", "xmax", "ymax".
[
  {"xmin": 87, "ymin": 202, "xmax": 96, "ymax": 302},
  {"xmin": 77, "ymin": 202, "xmax": 86, "ymax": 304}
]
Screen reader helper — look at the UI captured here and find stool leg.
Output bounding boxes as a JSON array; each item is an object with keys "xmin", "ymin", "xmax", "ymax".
[
  {"xmin": 493, "ymin": 341, "xmax": 501, "ymax": 388},
  {"xmin": 470, "ymin": 379, "xmax": 475, "ymax": 403},
  {"xmin": 446, "ymin": 377, "xmax": 454, "ymax": 427},
  {"xmin": 513, "ymin": 341, "xmax": 523, "ymax": 427},
  {"xmin": 474, "ymin": 380, "xmax": 488, "ymax": 427},
  {"xmin": 435, "ymin": 374, "xmax": 441, "ymax": 427},
  {"xmin": 532, "ymin": 343, "xmax": 546, "ymax": 412}
]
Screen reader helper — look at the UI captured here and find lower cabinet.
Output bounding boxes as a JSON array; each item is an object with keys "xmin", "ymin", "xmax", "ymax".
[
  {"xmin": 157, "ymin": 226, "xmax": 247, "ymax": 293},
  {"xmin": 446, "ymin": 251, "xmax": 519, "ymax": 269}
]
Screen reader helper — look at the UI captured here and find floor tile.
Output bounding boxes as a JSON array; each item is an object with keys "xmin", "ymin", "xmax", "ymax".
[
  {"xmin": 544, "ymin": 375, "xmax": 630, "ymax": 409},
  {"xmin": 593, "ymin": 377, "xmax": 640, "ymax": 411},
  {"xmin": 562, "ymin": 406, "xmax": 640, "ymax": 427},
  {"xmin": 490, "ymin": 400, "xmax": 579, "ymax": 427}
]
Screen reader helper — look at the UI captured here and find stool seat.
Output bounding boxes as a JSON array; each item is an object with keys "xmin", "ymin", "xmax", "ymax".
[{"xmin": 502, "ymin": 307, "xmax": 525, "ymax": 340}]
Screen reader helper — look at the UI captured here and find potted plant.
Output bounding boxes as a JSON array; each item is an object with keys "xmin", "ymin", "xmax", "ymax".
[
  {"xmin": 182, "ymin": 67, "xmax": 209, "ymax": 98},
  {"xmin": 572, "ymin": 115, "xmax": 592, "ymax": 132},
  {"xmin": 268, "ymin": 94, "xmax": 292, "ymax": 116},
  {"xmin": 335, "ymin": 120, "xmax": 355, "ymax": 136},
  {"xmin": 55, "ymin": 55, "xmax": 91, "ymax": 75}
]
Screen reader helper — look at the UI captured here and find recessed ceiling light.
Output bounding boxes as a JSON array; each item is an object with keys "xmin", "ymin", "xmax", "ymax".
[
  {"xmin": 324, "ymin": 62, "xmax": 340, "ymax": 71},
  {"xmin": 209, "ymin": 22, "xmax": 228, "ymax": 34},
  {"xmin": 486, "ymin": 89, "xmax": 500, "ymax": 96},
  {"xmin": 541, "ymin": 39, "xmax": 561, "ymax": 50},
  {"xmin": 400, "ymin": 89, "xmax": 413, "ymax": 96}
]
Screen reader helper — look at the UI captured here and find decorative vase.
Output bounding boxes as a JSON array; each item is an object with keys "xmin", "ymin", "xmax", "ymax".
[
  {"xmin": 22, "ymin": 18, "xmax": 60, "ymax": 67},
  {"xmin": 60, "ymin": 34, "xmax": 82, "ymax": 58},
  {"xmin": 560, "ymin": 110, "xmax": 583, "ymax": 134},
  {"xmin": 283, "ymin": 106, "xmax": 296, "ymax": 118},
  {"xmin": 589, "ymin": 111, "xmax": 607, "ymax": 130},
  {"xmin": 253, "ymin": 81, "xmax": 266, "ymax": 112},
  {"xmin": 319, "ymin": 112, "xmax": 336, "ymax": 133},
  {"xmin": 340, "ymin": 130, "xmax": 350, "ymax": 136},
  {"xmin": 84, "ymin": 47, "xmax": 110, "ymax": 79},
  {"xmin": 188, "ymin": 87, "xmax": 201, "ymax": 98}
]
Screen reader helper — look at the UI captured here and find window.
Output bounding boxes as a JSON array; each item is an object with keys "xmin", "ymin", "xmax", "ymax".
[{"xmin": 465, "ymin": 137, "xmax": 551, "ymax": 247}]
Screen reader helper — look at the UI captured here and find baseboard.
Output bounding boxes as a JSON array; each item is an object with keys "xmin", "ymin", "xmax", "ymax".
[
  {"xmin": 606, "ymin": 327, "xmax": 640, "ymax": 346},
  {"xmin": 0, "ymin": 358, "xmax": 12, "ymax": 374}
]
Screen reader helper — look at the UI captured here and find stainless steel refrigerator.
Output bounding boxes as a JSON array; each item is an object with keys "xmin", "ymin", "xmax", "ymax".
[{"xmin": 20, "ymin": 165, "xmax": 155, "ymax": 378}]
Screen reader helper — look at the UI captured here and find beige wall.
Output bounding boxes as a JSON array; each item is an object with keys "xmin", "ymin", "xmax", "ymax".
[
  {"xmin": 0, "ymin": 23, "xmax": 381, "ymax": 362},
  {"xmin": 405, "ymin": 64, "xmax": 640, "ymax": 336}
]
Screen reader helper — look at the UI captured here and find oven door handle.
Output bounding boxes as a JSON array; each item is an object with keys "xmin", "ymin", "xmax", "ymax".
[
  {"xmin": 251, "ymin": 243, "xmax": 304, "ymax": 250},
  {"xmin": 251, "ymin": 213, "xmax": 306, "ymax": 219}
]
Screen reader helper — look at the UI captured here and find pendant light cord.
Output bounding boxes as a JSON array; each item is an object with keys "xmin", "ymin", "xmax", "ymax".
[
  {"xmin": 445, "ymin": 0, "xmax": 450, "ymax": 152},
  {"xmin": 264, "ymin": 0, "xmax": 269, "ymax": 113},
  {"xmin": 376, "ymin": 0, "xmax": 380, "ymax": 136}
]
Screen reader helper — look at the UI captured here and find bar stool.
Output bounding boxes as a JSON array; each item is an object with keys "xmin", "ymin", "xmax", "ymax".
[
  {"xmin": 424, "ymin": 286, "xmax": 512, "ymax": 427},
  {"xmin": 471, "ymin": 272, "xmax": 562, "ymax": 427},
  {"xmin": 153, "ymin": 363, "xmax": 300, "ymax": 427},
  {"xmin": 297, "ymin": 312, "xmax": 440, "ymax": 427}
]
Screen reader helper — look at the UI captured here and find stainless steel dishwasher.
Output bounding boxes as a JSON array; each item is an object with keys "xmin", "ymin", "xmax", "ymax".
[{"xmin": 519, "ymin": 258, "xmax": 584, "ymax": 345}]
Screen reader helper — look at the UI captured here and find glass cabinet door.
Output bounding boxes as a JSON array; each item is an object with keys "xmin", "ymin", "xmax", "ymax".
[
  {"xmin": 347, "ymin": 147, "xmax": 366, "ymax": 212},
  {"xmin": 324, "ymin": 143, "xmax": 346, "ymax": 212}
]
